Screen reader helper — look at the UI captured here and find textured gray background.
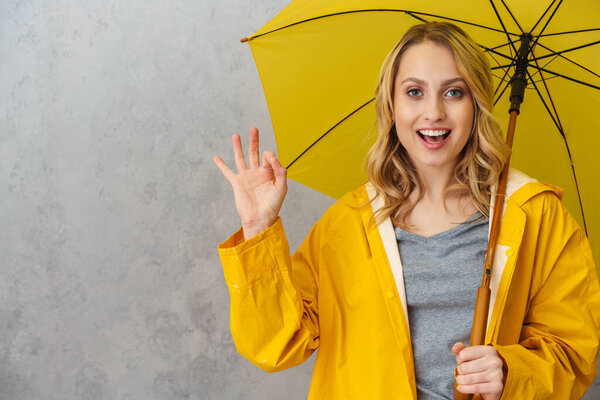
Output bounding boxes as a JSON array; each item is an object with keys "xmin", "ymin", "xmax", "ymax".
[{"xmin": 1, "ymin": 1, "xmax": 598, "ymax": 399}]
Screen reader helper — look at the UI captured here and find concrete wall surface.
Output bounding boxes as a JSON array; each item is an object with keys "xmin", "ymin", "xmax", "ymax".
[{"xmin": 1, "ymin": 1, "xmax": 598, "ymax": 399}]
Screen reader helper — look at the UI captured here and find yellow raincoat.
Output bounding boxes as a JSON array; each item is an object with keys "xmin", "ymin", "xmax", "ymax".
[{"xmin": 218, "ymin": 169, "xmax": 600, "ymax": 399}]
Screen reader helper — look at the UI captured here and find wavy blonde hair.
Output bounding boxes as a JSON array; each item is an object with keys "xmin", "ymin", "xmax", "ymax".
[{"xmin": 365, "ymin": 22, "xmax": 510, "ymax": 228}]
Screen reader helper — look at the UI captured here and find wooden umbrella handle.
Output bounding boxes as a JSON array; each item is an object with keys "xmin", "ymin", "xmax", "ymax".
[
  {"xmin": 453, "ymin": 110, "xmax": 518, "ymax": 400},
  {"xmin": 454, "ymin": 286, "xmax": 491, "ymax": 400}
]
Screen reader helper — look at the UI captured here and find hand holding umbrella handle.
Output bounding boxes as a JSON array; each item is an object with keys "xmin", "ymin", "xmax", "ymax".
[{"xmin": 213, "ymin": 127, "xmax": 288, "ymax": 239}]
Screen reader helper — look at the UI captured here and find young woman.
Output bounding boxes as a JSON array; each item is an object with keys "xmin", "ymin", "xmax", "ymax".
[{"xmin": 214, "ymin": 22, "xmax": 599, "ymax": 399}]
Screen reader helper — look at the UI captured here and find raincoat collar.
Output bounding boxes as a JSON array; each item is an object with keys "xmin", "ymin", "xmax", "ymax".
[{"xmin": 363, "ymin": 168, "xmax": 562, "ymax": 337}]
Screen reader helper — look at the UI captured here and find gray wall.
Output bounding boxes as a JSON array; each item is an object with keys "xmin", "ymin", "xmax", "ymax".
[
  {"xmin": 0, "ymin": 1, "xmax": 598, "ymax": 399},
  {"xmin": 1, "ymin": 0, "xmax": 328, "ymax": 398}
]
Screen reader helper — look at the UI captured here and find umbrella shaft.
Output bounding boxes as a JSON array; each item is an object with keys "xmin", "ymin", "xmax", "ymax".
[
  {"xmin": 455, "ymin": 111, "xmax": 519, "ymax": 400},
  {"xmin": 482, "ymin": 110, "xmax": 518, "ymax": 286}
]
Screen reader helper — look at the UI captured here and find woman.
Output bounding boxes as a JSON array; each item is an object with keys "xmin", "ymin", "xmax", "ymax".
[{"xmin": 214, "ymin": 22, "xmax": 599, "ymax": 399}]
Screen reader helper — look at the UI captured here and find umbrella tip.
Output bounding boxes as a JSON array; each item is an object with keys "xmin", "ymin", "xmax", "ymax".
[{"xmin": 240, "ymin": 36, "xmax": 253, "ymax": 43}]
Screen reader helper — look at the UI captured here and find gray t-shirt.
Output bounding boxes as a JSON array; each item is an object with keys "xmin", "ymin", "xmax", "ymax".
[{"xmin": 394, "ymin": 213, "xmax": 488, "ymax": 399}]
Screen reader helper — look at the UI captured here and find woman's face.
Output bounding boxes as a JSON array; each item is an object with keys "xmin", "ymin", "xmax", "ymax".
[{"xmin": 393, "ymin": 41, "xmax": 474, "ymax": 175}]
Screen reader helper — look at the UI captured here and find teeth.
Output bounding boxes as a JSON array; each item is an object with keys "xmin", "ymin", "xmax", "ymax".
[{"xmin": 418, "ymin": 129, "xmax": 450, "ymax": 137}]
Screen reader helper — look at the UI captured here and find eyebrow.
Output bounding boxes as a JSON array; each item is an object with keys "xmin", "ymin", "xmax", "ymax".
[{"xmin": 400, "ymin": 77, "xmax": 466, "ymax": 86}]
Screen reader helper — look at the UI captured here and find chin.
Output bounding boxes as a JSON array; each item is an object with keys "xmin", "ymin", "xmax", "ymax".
[{"xmin": 418, "ymin": 156, "xmax": 460, "ymax": 171}]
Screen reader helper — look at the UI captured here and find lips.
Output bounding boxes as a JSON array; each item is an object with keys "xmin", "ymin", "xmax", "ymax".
[{"xmin": 416, "ymin": 129, "xmax": 452, "ymax": 149}]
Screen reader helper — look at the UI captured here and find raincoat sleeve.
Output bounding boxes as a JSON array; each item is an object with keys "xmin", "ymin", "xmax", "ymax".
[
  {"xmin": 494, "ymin": 192, "xmax": 600, "ymax": 399},
  {"xmin": 218, "ymin": 216, "xmax": 323, "ymax": 373}
]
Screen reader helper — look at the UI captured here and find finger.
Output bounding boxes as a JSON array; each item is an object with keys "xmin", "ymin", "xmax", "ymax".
[
  {"xmin": 213, "ymin": 156, "xmax": 236, "ymax": 183},
  {"xmin": 457, "ymin": 345, "xmax": 493, "ymax": 364},
  {"xmin": 264, "ymin": 151, "xmax": 287, "ymax": 192},
  {"xmin": 457, "ymin": 354, "xmax": 503, "ymax": 375},
  {"xmin": 452, "ymin": 342, "xmax": 467, "ymax": 355},
  {"xmin": 248, "ymin": 127, "xmax": 260, "ymax": 168},
  {"xmin": 456, "ymin": 369, "xmax": 503, "ymax": 386},
  {"xmin": 232, "ymin": 134, "xmax": 248, "ymax": 171},
  {"xmin": 262, "ymin": 151, "xmax": 274, "ymax": 170},
  {"xmin": 456, "ymin": 381, "xmax": 504, "ymax": 396}
]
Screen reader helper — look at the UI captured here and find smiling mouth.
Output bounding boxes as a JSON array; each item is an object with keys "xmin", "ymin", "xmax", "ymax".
[{"xmin": 417, "ymin": 129, "xmax": 451, "ymax": 144}]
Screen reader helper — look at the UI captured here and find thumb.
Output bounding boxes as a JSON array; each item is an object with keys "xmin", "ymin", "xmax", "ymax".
[{"xmin": 452, "ymin": 342, "xmax": 467, "ymax": 356}]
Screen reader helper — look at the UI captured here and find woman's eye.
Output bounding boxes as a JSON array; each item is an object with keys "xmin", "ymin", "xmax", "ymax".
[
  {"xmin": 407, "ymin": 88, "xmax": 422, "ymax": 97},
  {"xmin": 446, "ymin": 89, "xmax": 463, "ymax": 98}
]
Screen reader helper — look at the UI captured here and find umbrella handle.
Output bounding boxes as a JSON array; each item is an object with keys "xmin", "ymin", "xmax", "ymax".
[{"xmin": 453, "ymin": 286, "xmax": 491, "ymax": 400}]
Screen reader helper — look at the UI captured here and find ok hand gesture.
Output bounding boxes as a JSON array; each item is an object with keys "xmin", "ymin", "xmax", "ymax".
[{"xmin": 213, "ymin": 127, "xmax": 288, "ymax": 239}]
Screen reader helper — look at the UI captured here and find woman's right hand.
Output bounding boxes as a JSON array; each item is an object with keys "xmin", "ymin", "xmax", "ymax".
[{"xmin": 213, "ymin": 127, "xmax": 288, "ymax": 239}]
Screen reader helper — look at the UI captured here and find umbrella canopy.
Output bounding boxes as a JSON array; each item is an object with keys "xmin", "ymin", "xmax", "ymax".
[{"xmin": 243, "ymin": 0, "xmax": 600, "ymax": 269}]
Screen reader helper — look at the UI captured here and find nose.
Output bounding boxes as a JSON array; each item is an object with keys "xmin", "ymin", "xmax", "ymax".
[{"xmin": 424, "ymin": 95, "xmax": 445, "ymax": 121}]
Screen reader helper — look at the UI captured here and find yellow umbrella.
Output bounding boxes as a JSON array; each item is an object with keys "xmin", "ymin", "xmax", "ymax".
[{"xmin": 242, "ymin": 0, "xmax": 600, "ymax": 270}]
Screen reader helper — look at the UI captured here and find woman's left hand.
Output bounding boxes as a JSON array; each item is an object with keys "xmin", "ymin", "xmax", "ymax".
[{"xmin": 452, "ymin": 342, "xmax": 506, "ymax": 400}]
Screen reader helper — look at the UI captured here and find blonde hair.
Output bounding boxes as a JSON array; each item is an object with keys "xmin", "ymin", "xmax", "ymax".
[{"xmin": 365, "ymin": 22, "xmax": 510, "ymax": 228}]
